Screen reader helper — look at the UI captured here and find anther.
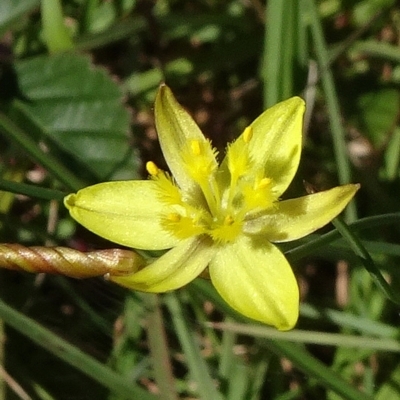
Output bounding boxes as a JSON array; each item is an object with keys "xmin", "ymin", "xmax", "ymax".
[
  {"xmin": 256, "ymin": 177, "xmax": 272, "ymax": 190},
  {"xmin": 146, "ymin": 161, "xmax": 160, "ymax": 176},
  {"xmin": 224, "ymin": 215, "xmax": 234, "ymax": 225},
  {"xmin": 166, "ymin": 213, "xmax": 181, "ymax": 222},
  {"xmin": 243, "ymin": 126, "xmax": 253, "ymax": 143},
  {"xmin": 190, "ymin": 140, "xmax": 202, "ymax": 156}
]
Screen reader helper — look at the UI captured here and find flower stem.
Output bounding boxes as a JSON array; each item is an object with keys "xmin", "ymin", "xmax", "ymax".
[{"xmin": 332, "ymin": 216, "xmax": 400, "ymax": 305}]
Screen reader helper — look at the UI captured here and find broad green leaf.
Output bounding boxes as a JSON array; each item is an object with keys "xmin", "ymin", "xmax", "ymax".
[
  {"xmin": 357, "ymin": 89, "xmax": 400, "ymax": 147},
  {"xmin": 14, "ymin": 53, "xmax": 138, "ymax": 180},
  {"xmin": 84, "ymin": 0, "xmax": 137, "ymax": 33},
  {"xmin": 0, "ymin": 0, "xmax": 39, "ymax": 37}
]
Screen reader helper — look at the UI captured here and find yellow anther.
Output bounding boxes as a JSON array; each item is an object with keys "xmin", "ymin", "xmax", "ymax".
[
  {"xmin": 162, "ymin": 209, "xmax": 207, "ymax": 239},
  {"xmin": 166, "ymin": 213, "xmax": 181, "ymax": 222},
  {"xmin": 146, "ymin": 161, "xmax": 160, "ymax": 176},
  {"xmin": 243, "ymin": 126, "xmax": 253, "ymax": 143},
  {"xmin": 242, "ymin": 176, "xmax": 276, "ymax": 213},
  {"xmin": 256, "ymin": 177, "xmax": 272, "ymax": 190},
  {"xmin": 224, "ymin": 215, "xmax": 234, "ymax": 226},
  {"xmin": 190, "ymin": 140, "xmax": 202, "ymax": 156},
  {"xmin": 210, "ymin": 215, "xmax": 243, "ymax": 243}
]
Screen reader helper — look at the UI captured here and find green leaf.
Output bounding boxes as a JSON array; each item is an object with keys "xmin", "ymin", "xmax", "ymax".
[
  {"xmin": 14, "ymin": 53, "xmax": 137, "ymax": 180},
  {"xmin": 357, "ymin": 89, "xmax": 400, "ymax": 147},
  {"xmin": 164, "ymin": 292, "xmax": 224, "ymax": 400},
  {"xmin": 353, "ymin": 0, "xmax": 396, "ymax": 26},
  {"xmin": 0, "ymin": 0, "xmax": 39, "ymax": 37},
  {"xmin": 208, "ymin": 321, "xmax": 400, "ymax": 353},
  {"xmin": 352, "ymin": 40, "xmax": 400, "ymax": 64},
  {"xmin": 384, "ymin": 126, "xmax": 400, "ymax": 180},
  {"xmin": 376, "ymin": 363, "xmax": 400, "ymax": 400},
  {"xmin": 83, "ymin": 0, "xmax": 136, "ymax": 33},
  {"xmin": 191, "ymin": 279, "xmax": 373, "ymax": 400},
  {"xmin": 0, "ymin": 297, "xmax": 157, "ymax": 400}
]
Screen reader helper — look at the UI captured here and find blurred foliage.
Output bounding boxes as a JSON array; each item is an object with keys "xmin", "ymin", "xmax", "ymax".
[{"xmin": 0, "ymin": 0, "xmax": 400, "ymax": 399}]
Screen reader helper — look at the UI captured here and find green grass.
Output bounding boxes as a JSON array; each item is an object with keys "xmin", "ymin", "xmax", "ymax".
[{"xmin": 0, "ymin": 0, "xmax": 400, "ymax": 399}]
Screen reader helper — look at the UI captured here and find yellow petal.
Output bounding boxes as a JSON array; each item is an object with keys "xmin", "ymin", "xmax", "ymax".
[
  {"xmin": 250, "ymin": 97, "xmax": 305, "ymax": 195},
  {"xmin": 64, "ymin": 181, "xmax": 179, "ymax": 250},
  {"xmin": 155, "ymin": 84, "xmax": 218, "ymax": 191},
  {"xmin": 244, "ymin": 184, "xmax": 360, "ymax": 242},
  {"xmin": 220, "ymin": 97, "xmax": 305, "ymax": 196},
  {"xmin": 111, "ymin": 236, "xmax": 215, "ymax": 292},
  {"xmin": 209, "ymin": 236, "xmax": 299, "ymax": 330}
]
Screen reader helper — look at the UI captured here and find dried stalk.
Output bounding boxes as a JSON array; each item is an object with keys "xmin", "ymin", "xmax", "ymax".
[{"xmin": 0, "ymin": 244, "xmax": 145, "ymax": 278}]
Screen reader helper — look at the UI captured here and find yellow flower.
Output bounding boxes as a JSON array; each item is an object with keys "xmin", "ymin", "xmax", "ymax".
[{"xmin": 64, "ymin": 85, "xmax": 359, "ymax": 330}]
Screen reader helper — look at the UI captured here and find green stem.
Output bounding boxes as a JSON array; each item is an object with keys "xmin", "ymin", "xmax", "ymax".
[
  {"xmin": 263, "ymin": 0, "xmax": 285, "ymax": 107},
  {"xmin": 286, "ymin": 212, "xmax": 400, "ymax": 261},
  {"xmin": 306, "ymin": 0, "xmax": 356, "ymax": 221},
  {"xmin": 0, "ymin": 298, "xmax": 157, "ymax": 400},
  {"xmin": 164, "ymin": 292, "xmax": 223, "ymax": 400},
  {"xmin": 0, "ymin": 180, "xmax": 65, "ymax": 201},
  {"xmin": 332, "ymin": 216, "xmax": 400, "ymax": 305},
  {"xmin": 145, "ymin": 294, "xmax": 178, "ymax": 400},
  {"xmin": 218, "ymin": 316, "xmax": 236, "ymax": 378},
  {"xmin": 262, "ymin": 339, "xmax": 374, "ymax": 400},
  {"xmin": 76, "ymin": 18, "xmax": 147, "ymax": 51},
  {"xmin": 191, "ymin": 280, "xmax": 373, "ymax": 400}
]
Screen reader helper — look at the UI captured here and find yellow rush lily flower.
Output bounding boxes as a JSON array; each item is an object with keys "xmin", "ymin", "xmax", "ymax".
[{"xmin": 64, "ymin": 85, "xmax": 359, "ymax": 330}]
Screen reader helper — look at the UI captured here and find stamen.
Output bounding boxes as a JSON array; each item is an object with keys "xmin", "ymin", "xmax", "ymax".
[
  {"xmin": 146, "ymin": 163, "xmax": 183, "ymax": 206},
  {"xmin": 196, "ymin": 175, "xmax": 220, "ymax": 218},
  {"xmin": 243, "ymin": 126, "xmax": 253, "ymax": 143},
  {"xmin": 190, "ymin": 140, "xmax": 201, "ymax": 156},
  {"xmin": 166, "ymin": 213, "xmax": 181, "ymax": 222},
  {"xmin": 209, "ymin": 215, "xmax": 243, "ymax": 243},
  {"xmin": 224, "ymin": 215, "xmax": 234, "ymax": 225},
  {"xmin": 227, "ymin": 145, "xmax": 249, "ymax": 177},
  {"xmin": 242, "ymin": 176, "xmax": 276, "ymax": 213},
  {"xmin": 146, "ymin": 161, "xmax": 159, "ymax": 176},
  {"xmin": 182, "ymin": 139, "xmax": 218, "ymax": 181},
  {"xmin": 255, "ymin": 177, "xmax": 272, "ymax": 189},
  {"xmin": 180, "ymin": 138, "xmax": 220, "ymax": 216},
  {"xmin": 162, "ymin": 209, "xmax": 206, "ymax": 239},
  {"xmin": 226, "ymin": 131, "xmax": 253, "ymax": 211}
]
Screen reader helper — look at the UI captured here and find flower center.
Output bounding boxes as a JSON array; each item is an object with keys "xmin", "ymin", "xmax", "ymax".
[{"xmin": 147, "ymin": 126, "xmax": 277, "ymax": 244}]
